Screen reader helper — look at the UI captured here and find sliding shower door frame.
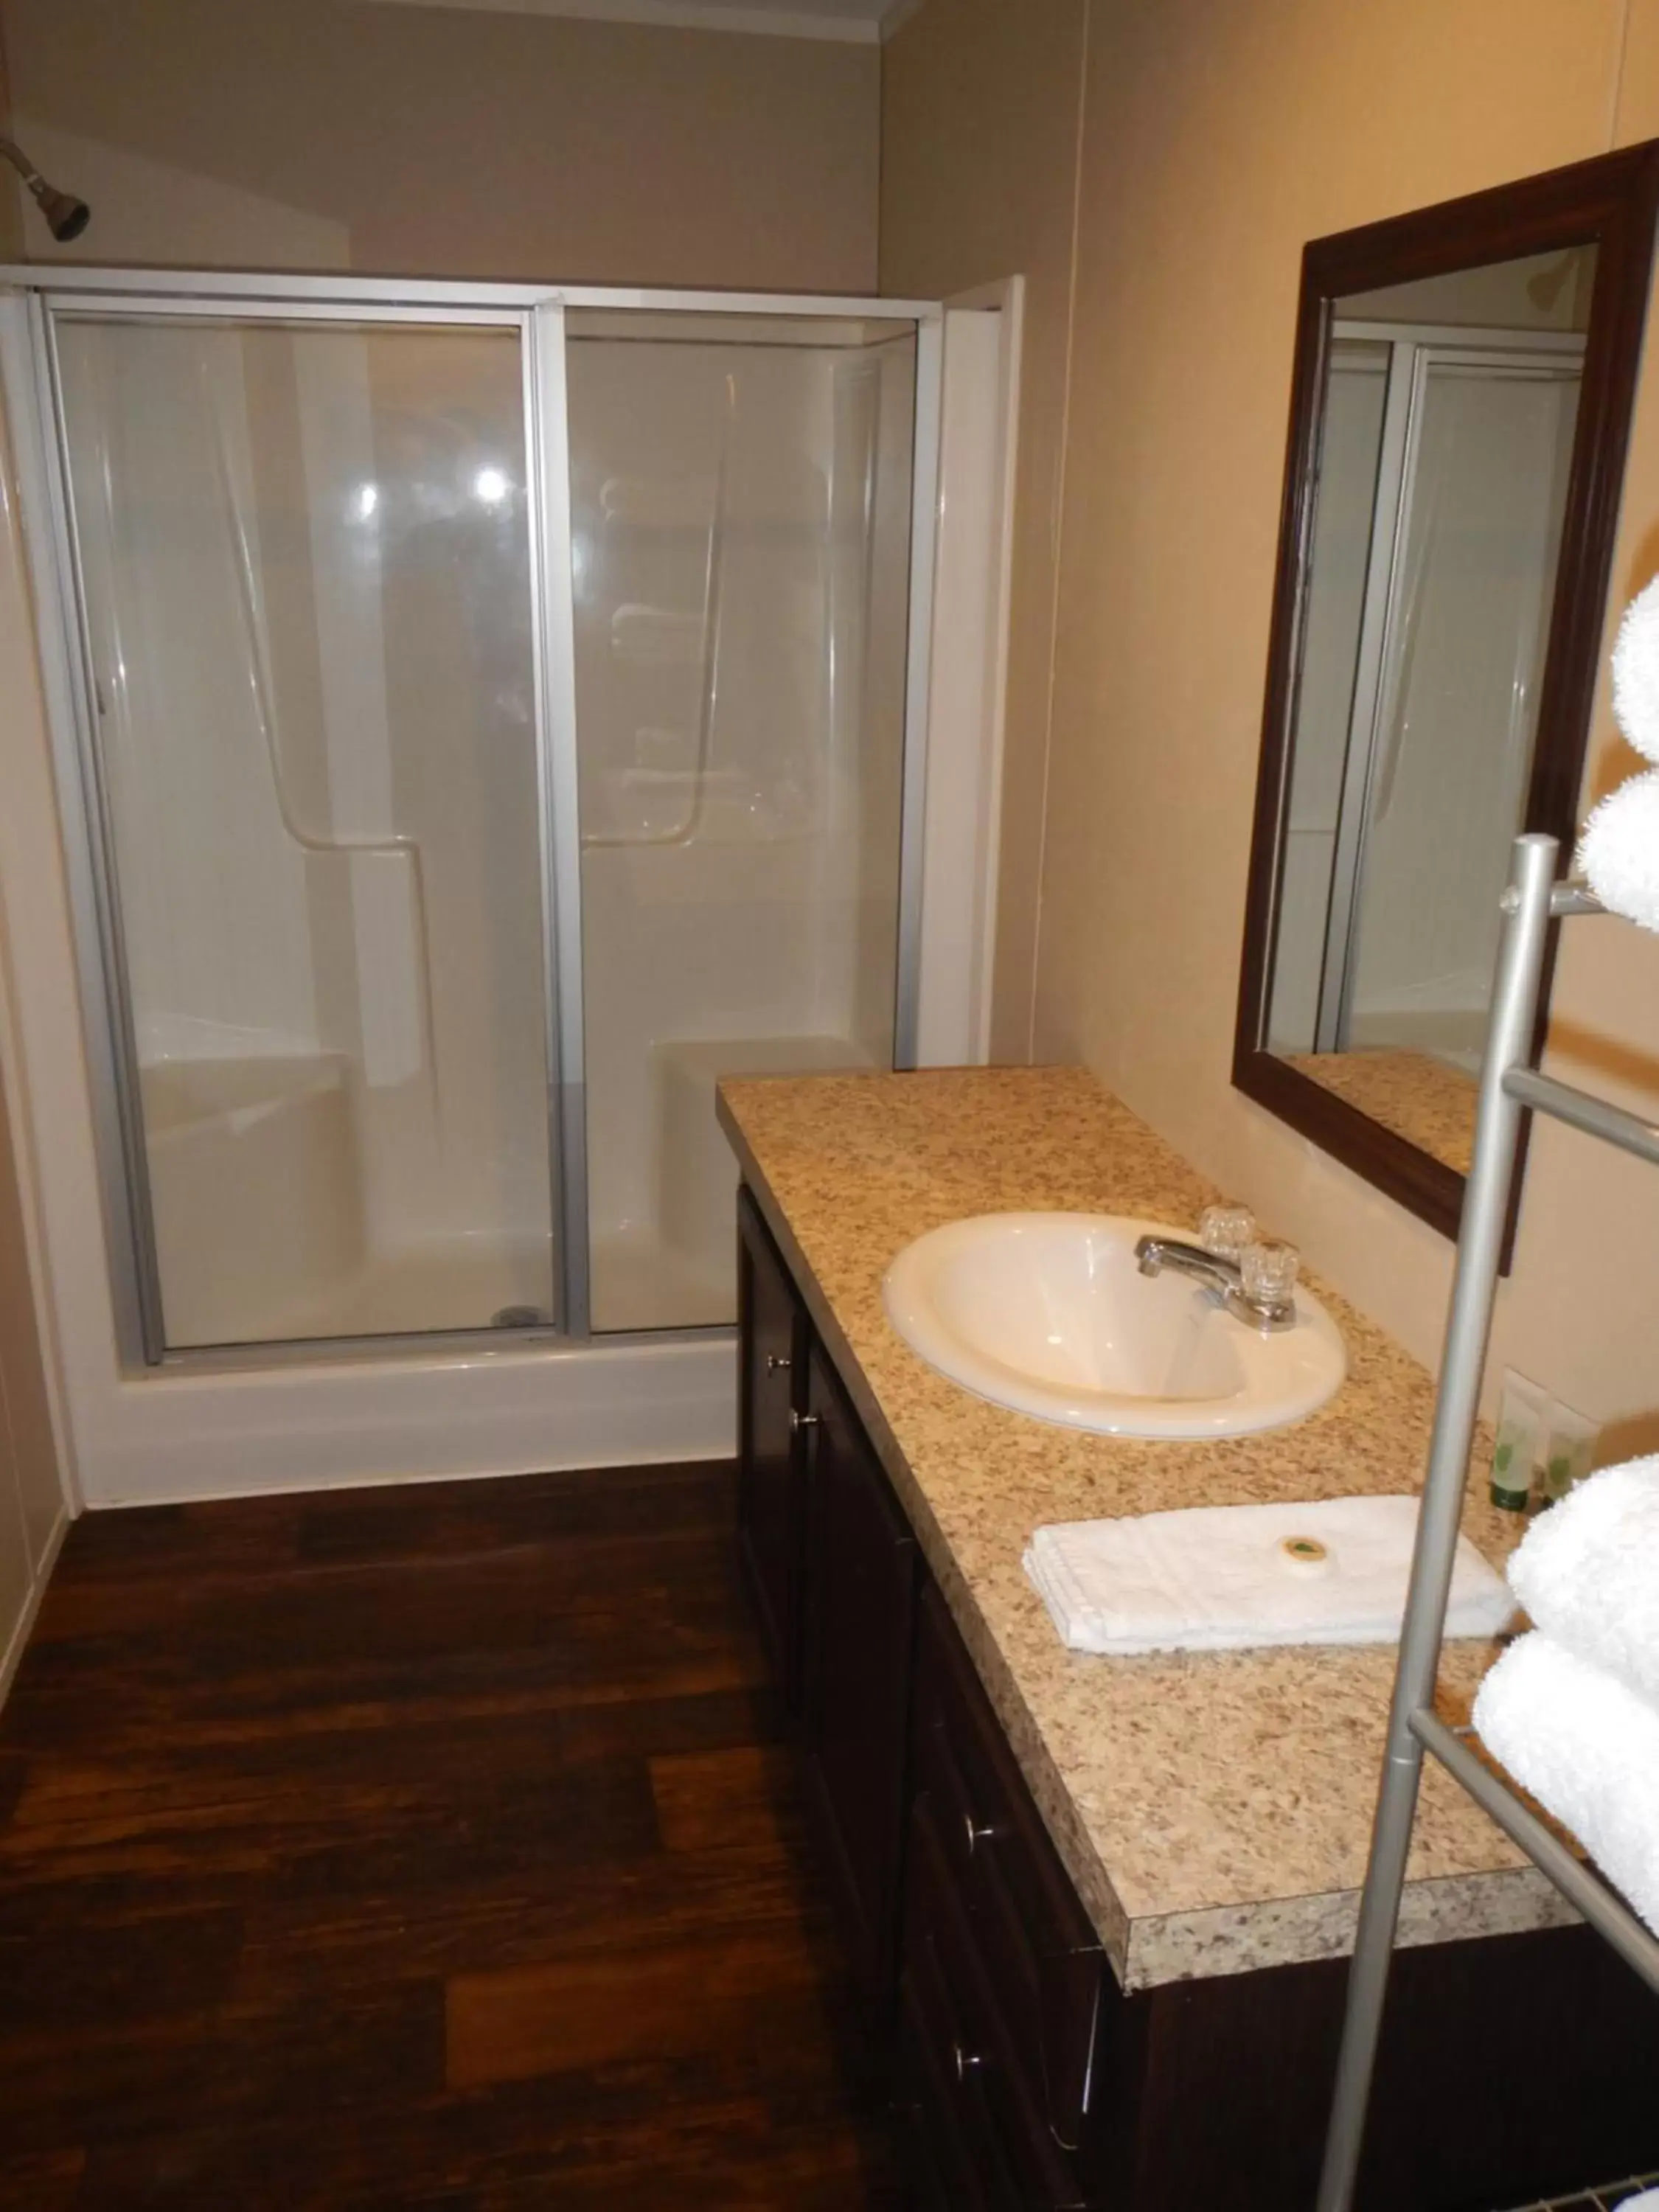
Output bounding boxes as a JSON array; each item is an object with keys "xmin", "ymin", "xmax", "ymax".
[
  {"xmin": 0, "ymin": 267, "xmax": 944, "ymax": 1371},
  {"xmin": 0, "ymin": 288, "xmax": 164, "ymax": 1368},
  {"xmin": 527, "ymin": 300, "xmax": 590, "ymax": 1340}
]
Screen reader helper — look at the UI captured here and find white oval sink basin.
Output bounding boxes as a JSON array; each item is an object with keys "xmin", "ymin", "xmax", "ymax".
[{"xmin": 883, "ymin": 1212, "xmax": 1346, "ymax": 1439}]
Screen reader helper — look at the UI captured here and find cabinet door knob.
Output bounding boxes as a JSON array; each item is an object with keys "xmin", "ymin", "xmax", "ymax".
[
  {"xmin": 790, "ymin": 1408, "xmax": 821, "ymax": 1432},
  {"xmin": 765, "ymin": 1352, "xmax": 791, "ymax": 1374},
  {"xmin": 952, "ymin": 2043, "xmax": 984, "ymax": 2084},
  {"xmin": 964, "ymin": 1812, "xmax": 998, "ymax": 1857}
]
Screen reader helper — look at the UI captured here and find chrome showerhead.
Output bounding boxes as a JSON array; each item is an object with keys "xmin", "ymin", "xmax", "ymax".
[
  {"xmin": 0, "ymin": 137, "xmax": 90, "ymax": 242},
  {"xmin": 32, "ymin": 180, "xmax": 90, "ymax": 243}
]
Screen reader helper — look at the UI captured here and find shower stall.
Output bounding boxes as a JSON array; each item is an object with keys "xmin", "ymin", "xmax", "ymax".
[{"xmin": 0, "ymin": 269, "xmax": 1010, "ymax": 1500}]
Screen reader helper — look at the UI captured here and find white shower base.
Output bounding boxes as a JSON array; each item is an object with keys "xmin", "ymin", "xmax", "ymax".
[
  {"xmin": 142, "ymin": 1054, "xmax": 554, "ymax": 1348},
  {"xmin": 201, "ymin": 1235, "xmax": 728, "ymax": 1346},
  {"xmin": 218, "ymin": 1242, "xmax": 557, "ymax": 1346},
  {"xmin": 587, "ymin": 1032, "xmax": 873, "ymax": 1335},
  {"xmin": 590, "ymin": 1232, "xmax": 731, "ymax": 1334}
]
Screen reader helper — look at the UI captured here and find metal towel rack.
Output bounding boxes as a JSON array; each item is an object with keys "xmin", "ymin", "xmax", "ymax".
[{"xmin": 1315, "ymin": 830, "xmax": 1659, "ymax": 2212}]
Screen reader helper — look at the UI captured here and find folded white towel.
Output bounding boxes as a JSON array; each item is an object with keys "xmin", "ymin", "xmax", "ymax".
[
  {"xmin": 1579, "ymin": 771, "xmax": 1659, "ymax": 933},
  {"xmin": 1506, "ymin": 1455, "xmax": 1659, "ymax": 1708},
  {"xmin": 1611, "ymin": 574, "xmax": 1659, "ymax": 764},
  {"xmin": 1023, "ymin": 1495, "xmax": 1514, "ymax": 1656},
  {"xmin": 1472, "ymin": 1631, "xmax": 1659, "ymax": 1938}
]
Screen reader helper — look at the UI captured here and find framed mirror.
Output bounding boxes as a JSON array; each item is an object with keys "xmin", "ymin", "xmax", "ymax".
[{"xmin": 1234, "ymin": 143, "xmax": 1659, "ymax": 1239}]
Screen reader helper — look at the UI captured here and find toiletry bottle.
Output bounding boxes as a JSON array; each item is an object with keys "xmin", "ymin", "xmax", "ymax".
[
  {"xmin": 1489, "ymin": 1372, "xmax": 1545, "ymax": 1513},
  {"xmin": 1539, "ymin": 1399, "xmax": 1599, "ymax": 1509}
]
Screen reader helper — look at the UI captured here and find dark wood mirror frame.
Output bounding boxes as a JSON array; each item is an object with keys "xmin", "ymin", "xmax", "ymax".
[{"xmin": 1234, "ymin": 141, "xmax": 1659, "ymax": 1243}]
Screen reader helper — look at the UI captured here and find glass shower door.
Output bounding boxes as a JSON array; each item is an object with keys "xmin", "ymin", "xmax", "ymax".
[
  {"xmin": 564, "ymin": 310, "xmax": 918, "ymax": 1332},
  {"xmin": 54, "ymin": 310, "xmax": 556, "ymax": 1351}
]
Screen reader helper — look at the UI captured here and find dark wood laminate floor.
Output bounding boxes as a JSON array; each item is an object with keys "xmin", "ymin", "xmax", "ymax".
[{"xmin": 0, "ymin": 1462, "xmax": 899, "ymax": 2210}]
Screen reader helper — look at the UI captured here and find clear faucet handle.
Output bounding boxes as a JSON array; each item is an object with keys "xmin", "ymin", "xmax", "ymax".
[
  {"xmin": 1240, "ymin": 1239, "xmax": 1300, "ymax": 1311},
  {"xmin": 1199, "ymin": 1203, "xmax": 1257, "ymax": 1261}
]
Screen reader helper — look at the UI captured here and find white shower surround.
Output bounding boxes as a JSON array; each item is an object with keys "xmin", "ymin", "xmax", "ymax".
[
  {"xmin": 0, "ymin": 271, "xmax": 1017, "ymax": 1506},
  {"xmin": 569, "ymin": 319, "xmax": 915, "ymax": 1329}
]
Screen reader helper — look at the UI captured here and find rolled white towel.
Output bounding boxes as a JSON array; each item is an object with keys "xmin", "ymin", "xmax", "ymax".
[
  {"xmin": 1472, "ymin": 1631, "xmax": 1659, "ymax": 1938},
  {"xmin": 1612, "ymin": 574, "xmax": 1659, "ymax": 764},
  {"xmin": 1022, "ymin": 1494, "xmax": 1514, "ymax": 1656},
  {"xmin": 1506, "ymin": 1455, "xmax": 1659, "ymax": 1708},
  {"xmin": 1579, "ymin": 771, "xmax": 1659, "ymax": 933}
]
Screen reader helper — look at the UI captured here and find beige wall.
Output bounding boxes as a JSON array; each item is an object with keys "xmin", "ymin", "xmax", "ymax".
[
  {"xmin": 0, "ymin": 0, "xmax": 63, "ymax": 1686},
  {"xmin": 0, "ymin": 990, "xmax": 66, "ymax": 1669},
  {"xmin": 880, "ymin": 0, "xmax": 1087, "ymax": 1059},
  {"xmin": 0, "ymin": 27, "xmax": 21, "ymax": 262},
  {"xmin": 0, "ymin": 365, "xmax": 67, "ymax": 1663},
  {"xmin": 0, "ymin": 0, "xmax": 879, "ymax": 290},
  {"xmin": 888, "ymin": 0, "xmax": 1659, "ymax": 1433}
]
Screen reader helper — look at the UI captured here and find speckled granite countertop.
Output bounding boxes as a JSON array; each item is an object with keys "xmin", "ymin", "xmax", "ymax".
[{"xmin": 717, "ymin": 1065, "xmax": 1572, "ymax": 1993}]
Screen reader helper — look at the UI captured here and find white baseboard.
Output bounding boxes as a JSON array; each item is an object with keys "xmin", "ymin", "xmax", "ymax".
[{"xmin": 0, "ymin": 1503, "xmax": 68, "ymax": 1708}]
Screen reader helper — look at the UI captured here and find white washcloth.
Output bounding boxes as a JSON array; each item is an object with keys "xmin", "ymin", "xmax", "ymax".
[
  {"xmin": 1472, "ymin": 1631, "xmax": 1659, "ymax": 1938},
  {"xmin": 1611, "ymin": 574, "xmax": 1659, "ymax": 764},
  {"xmin": 1579, "ymin": 771, "xmax": 1659, "ymax": 933},
  {"xmin": 1506, "ymin": 1455, "xmax": 1659, "ymax": 1708},
  {"xmin": 1023, "ymin": 1495, "xmax": 1514, "ymax": 1656}
]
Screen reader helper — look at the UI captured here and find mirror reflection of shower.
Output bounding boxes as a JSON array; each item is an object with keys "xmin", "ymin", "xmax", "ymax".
[
  {"xmin": 1270, "ymin": 255, "xmax": 1593, "ymax": 1077},
  {"xmin": 0, "ymin": 136, "xmax": 90, "ymax": 241}
]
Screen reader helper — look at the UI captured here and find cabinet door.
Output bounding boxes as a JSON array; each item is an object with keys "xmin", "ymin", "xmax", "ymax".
[
  {"xmin": 736, "ymin": 1186, "xmax": 808, "ymax": 1713},
  {"xmin": 801, "ymin": 1342, "xmax": 919, "ymax": 2002},
  {"xmin": 911, "ymin": 1587, "xmax": 1107, "ymax": 2162}
]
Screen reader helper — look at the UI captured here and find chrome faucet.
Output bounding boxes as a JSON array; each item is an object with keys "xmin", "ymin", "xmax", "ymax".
[{"xmin": 1134, "ymin": 1209, "xmax": 1300, "ymax": 1333}]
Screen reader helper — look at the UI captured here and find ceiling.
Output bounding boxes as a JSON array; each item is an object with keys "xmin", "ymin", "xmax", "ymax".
[{"xmin": 356, "ymin": 0, "xmax": 920, "ymax": 43}]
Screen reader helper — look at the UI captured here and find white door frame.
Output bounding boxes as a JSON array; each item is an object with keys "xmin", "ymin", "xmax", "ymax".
[{"xmin": 915, "ymin": 276, "xmax": 1024, "ymax": 1065}]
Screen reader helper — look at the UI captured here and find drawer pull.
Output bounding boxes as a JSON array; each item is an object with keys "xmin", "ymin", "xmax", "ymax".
[
  {"xmin": 766, "ymin": 1352, "xmax": 791, "ymax": 1374},
  {"xmin": 952, "ymin": 2043, "xmax": 984, "ymax": 2084},
  {"xmin": 963, "ymin": 1812, "xmax": 1000, "ymax": 1856},
  {"xmin": 790, "ymin": 1408, "xmax": 821, "ymax": 1432}
]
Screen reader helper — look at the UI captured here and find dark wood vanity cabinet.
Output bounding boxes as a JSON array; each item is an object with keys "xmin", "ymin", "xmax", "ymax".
[
  {"xmin": 800, "ymin": 1340, "xmax": 919, "ymax": 2000},
  {"xmin": 899, "ymin": 1585, "xmax": 1107, "ymax": 2211},
  {"xmin": 732, "ymin": 1180, "xmax": 1659, "ymax": 2212},
  {"xmin": 734, "ymin": 1184, "xmax": 1108, "ymax": 2197},
  {"xmin": 736, "ymin": 1189, "xmax": 810, "ymax": 1713},
  {"xmin": 736, "ymin": 1193, "xmax": 921, "ymax": 1997}
]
